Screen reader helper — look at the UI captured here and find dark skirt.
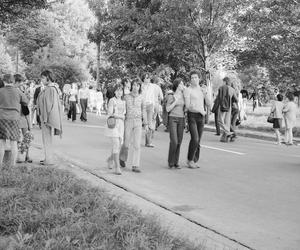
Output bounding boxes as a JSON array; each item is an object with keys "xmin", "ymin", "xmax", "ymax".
[
  {"xmin": 273, "ymin": 118, "xmax": 282, "ymax": 129},
  {"xmin": 0, "ymin": 119, "xmax": 20, "ymax": 141}
]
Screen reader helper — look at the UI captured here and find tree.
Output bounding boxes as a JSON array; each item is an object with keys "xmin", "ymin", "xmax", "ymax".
[
  {"xmin": 6, "ymin": 11, "xmax": 58, "ymax": 64},
  {"xmin": 234, "ymin": 0, "xmax": 300, "ymax": 91},
  {"xmin": 0, "ymin": 41, "xmax": 13, "ymax": 75}
]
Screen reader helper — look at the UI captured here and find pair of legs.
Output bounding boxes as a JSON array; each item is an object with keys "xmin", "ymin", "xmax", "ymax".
[
  {"xmin": 96, "ymin": 102, "xmax": 103, "ymax": 116},
  {"xmin": 168, "ymin": 116, "xmax": 185, "ymax": 168},
  {"xmin": 187, "ymin": 112, "xmax": 204, "ymax": 168},
  {"xmin": 120, "ymin": 119, "xmax": 142, "ymax": 172},
  {"xmin": 67, "ymin": 101, "xmax": 77, "ymax": 121},
  {"xmin": 285, "ymin": 127, "xmax": 293, "ymax": 145},
  {"xmin": 107, "ymin": 137, "xmax": 122, "ymax": 174},
  {"xmin": 213, "ymin": 110, "xmax": 220, "ymax": 135},
  {"xmin": 17, "ymin": 128, "xmax": 32, "ymax": 162},
  {"xmin": 145, "ymin": 104, "xmax": 156, "ymax": 147},
  {"xmin": 80, "ymin": 98, "xmax": 88, "ymax": 122},
  {"xmin": 0, "ymin": 139, "xmax": 18, "ymax": 169},
  {"xmin": 218, "ymin": 109, "xmax": 232, "ymax": 142},
  {"xmin": 41, "ymin": 123, "xmax": 55, "ymax": 165},
  {"xmin": 230, "ymin": 108, "xmax": 239, "ymax": 139}
]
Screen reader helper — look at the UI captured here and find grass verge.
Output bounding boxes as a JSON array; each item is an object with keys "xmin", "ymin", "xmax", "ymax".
[{"xmin": 0, "ymin": 165, "xmax": 203, "ymax": 250}]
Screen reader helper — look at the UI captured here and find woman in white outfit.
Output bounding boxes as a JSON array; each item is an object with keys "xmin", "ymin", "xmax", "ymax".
[{"xmin": 106, "ymin": 84, "xmax": 125, "ymax": 175}]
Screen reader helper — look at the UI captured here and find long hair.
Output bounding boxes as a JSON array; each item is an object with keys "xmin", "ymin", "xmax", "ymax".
[
  {"xmin": 130, "ymin": 78, "xmax": 142, "ymax": 94},
  {"xmin": 41, "ymin": 70, "xmax": 54, "ymax": 82}
]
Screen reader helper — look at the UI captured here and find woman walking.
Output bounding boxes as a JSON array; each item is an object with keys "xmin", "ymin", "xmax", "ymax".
[
  {"xmin": 37, "ymin": 70, "xmax": 63, "ymax": 165},
  {"xmin": 283, "ymin": 92, "xmax": 297, "ymax": 145},
  {"xmin": 270, "ymin": 94, "xmax": 284, "ymax": 144},
  {"xmin": 166, "ymin": 78, "xmax": 185, "ymax": 169},
  {"xmin": 106, "ymin": 84, "xmax": 126, "ymax": 175},
  {"xmin": 0, "ymin": 74, "xmax": 28, "ymax": 169},
  {"xmin": 119, "ymin": 78, "xmax": 145, "ymax": 173}
]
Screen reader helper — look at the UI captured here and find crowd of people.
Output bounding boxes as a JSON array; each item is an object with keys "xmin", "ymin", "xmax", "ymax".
[{"xmin": 0, "ymin": 69, "xmax": 298, "ymax": 174}]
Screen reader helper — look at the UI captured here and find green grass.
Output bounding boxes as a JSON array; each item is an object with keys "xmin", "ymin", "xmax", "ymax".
[{"xmin": 0, "ymin": 166, "xmax": 203, "ymax": 250}]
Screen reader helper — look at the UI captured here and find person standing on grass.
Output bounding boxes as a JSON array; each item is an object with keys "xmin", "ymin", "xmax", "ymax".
[
  {"xmin": 95, "ymin": 89, "xmax": 104, "ymax": 116},
  {"xmin": 217, "ymin": 76, "xmax": 238, "ymax": 142},
  {"xmin": 14, "ymin": 74, "xmax": 32, "ymax": 163},
  {"xmin": 166, "ymin": 78, "xmax": 186, "ymax": 169},
  {"xmin": 78, "ymin": 82, "xmax": 89, "ymax": 122},
  {"xmin": 141, "ymin": 73, "xmax": 157, "ymax": 147},
  {"xmin": 106, "ymin": 84, "xmax": 126, "ymax": 175},
  {"xmin": 67, "ymin": 82, "xmax": 78, "ymax": 122},
  {"xmin": 184, "ymin": 70, "xmax": 210, "ymax": 169},
  {"xmin": 0, "ymin": 74, "xmax": 28, "ymax": 169},
  {"xmin": 283, "ymin": 92, "xmax": 297, "ymax": 145},
  {"xmin": 271, "ymin": 94, "xmax": 284, "ymax": 145},
  {"xmin": 119, "ymin": 78, "xmax": 146, "ymax": 173},
  {"xmin": 37, "ymin": 70, "xmax": 63, "ymax": 166}
]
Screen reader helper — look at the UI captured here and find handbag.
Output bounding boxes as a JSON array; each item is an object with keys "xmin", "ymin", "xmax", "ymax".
[
  {"xmin": 107, "ymin": 116, "xmax": 116, "ymax": 129},
  {"xmin": 267, "ymin": 111, "xmax": 275, "ymax": 123},
  {"xmin": 21, "ymin": 104, "xmax": 30, "ymax": 116}
]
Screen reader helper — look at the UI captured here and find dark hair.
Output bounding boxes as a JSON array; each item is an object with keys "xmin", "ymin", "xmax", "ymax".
[
  {"xmin": 41, "ymin": 70, "xmax": 54, "ymax": 82},
  {"xmin": 223, "ymin": 76, "xmax": 230, "ymax": 84},
  {"xmin": 276, "ymin": 94, "xmax": 283, "ymax": 101},
  {"xmin": 286, "ymin": 92, "xmax": 295, "ymax": 101},
  {"xmin": 113, "ymin": 83, "xmax": 123, "ymax": 95},
  {"xmin": 121, "ymin": 77, "xmax": 130, "ymax": 86},
  {"xmin": 14, "ymin": 74, "xmax": 23, "ymax": 83},
  {"xmin": 3, "ymin": 74, "xmax": 14, "ymax": 84},
  {"xmin": 0, "ymin": 78, "xmax": 4, "ymax": 88},
  {"xmin": 172, "ymin": 78, "xmax": 183, "ymax": 92},
  {"xmin": 189, "ymin": 70, "xmax": 201, "ymax": 79},
  {"xmin": 130, "ymin": 78, "xmax": 142, "ymax": 94},
  {"xmin": 141, "ymin": 72, "xmax": 151, "ymax": 82}
]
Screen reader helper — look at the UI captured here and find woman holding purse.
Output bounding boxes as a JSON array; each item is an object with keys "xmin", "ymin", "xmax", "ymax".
[{"xmin": 106, "ymin": 83, "xmax": 125, "ymax": 175}]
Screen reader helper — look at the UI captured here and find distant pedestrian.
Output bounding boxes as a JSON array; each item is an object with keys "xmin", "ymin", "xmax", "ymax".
[
  {"xmin": 183, "ymin": 70, "xmax": 210, "ymax": 168},
  {"xmin": 106, "ymin": 84, "xmax": 125, "ymax": 175},
  {"xmin": 166, "ymin": 78, "xmax": 185, "ymax": 169},
  {"xmin": 249, "ymin": 90, "xmax": 259, "ymax": 112},
  {"xmin": 119, "ymin": 78, "xmax": 145, "ymax": 173},
  {"xmin": 211, "ymin": 94, "xmax": 220, "ymax": 136},
  {"xmin": 283, "ymin": 92, "xmax": 297, "ymax": 145},
  {"xmin": 271, "ymin": 94, "xmax": 284, "ymax": 145},
  {"xmin": 0, "ymin": 74, "xmax": 28, "ymax": 169},
  {"xmin": 67, "ymin": 83, "xmax": 78, "ymax": 122},
  {"xmin": 78, "ymin": 82, "xmax": 89, "ymax": 122},
  {"xmin": 37, "ymin": 70, "xmax": 63, "ymax": 166},
  {"xmin": 141, "ymin": 73, "xmax": 157, "ymax": 147},
  {"xmin": 95, "ymin": 89, "xmax": 104, "ymax": 116},
  {"xmin": 216, "ymin": 76, "xmax": 238, "ymax": 142}
]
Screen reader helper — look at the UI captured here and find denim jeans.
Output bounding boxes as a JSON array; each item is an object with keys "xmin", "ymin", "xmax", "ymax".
[
  {"xmin": 80, "ymin": 98, "xmax": 88, "ymax": 121},
  {"xmin": 68, "ymin": 101, "xmax": 77, "ymax": 121},
  {"xmin": 168, "ymin": 116, "xmax": 185, "ymax": 166},
  {"xmin": 187, "ymin": 112, "xmax": 204, "ymax": 162}
]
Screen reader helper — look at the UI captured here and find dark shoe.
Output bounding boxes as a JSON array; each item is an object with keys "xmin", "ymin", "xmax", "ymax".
[
  {"xmin": 215, "ymin": 133, "xmax": 221, "ymax": 136},
  {"xmin": 145, "ymin": 144, "xmax": 154, "ymax": 148},
  {"xmin": 120, "ymin": 160, "xmax": 126, "ymax": 168},
  {"xmin": 25, "ymin": 157, "xmax": 33, "ymax": 163},
  {"xmin": 174, "ymin": 164, "xmax": 181, "ymax": 169},
  {"xmin": 132, "ymin": 166, "xmax": 141, "ymax": 173}
]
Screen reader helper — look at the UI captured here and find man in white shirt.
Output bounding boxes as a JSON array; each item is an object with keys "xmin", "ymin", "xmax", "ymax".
[
  {"xmin": 78, "ymin": 82, "xmax": 90, "ymax": 122},
  {"xmin": 184, "ymin": 70, "xmax": 210, "ymax": 168},
  {"xmin": 141, "ymin": 73, "xmax": 157, "ymax": 147}
]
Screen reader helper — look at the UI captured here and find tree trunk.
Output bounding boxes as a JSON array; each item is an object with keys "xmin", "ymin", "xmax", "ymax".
[{"xmin": 96, "ymin": 41, "xmax": 101, "ymax": 90}]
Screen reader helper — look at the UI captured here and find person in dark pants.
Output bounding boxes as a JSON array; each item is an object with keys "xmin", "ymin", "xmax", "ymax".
[
  {"xmin": 67, "ymin": 83, "xmax": 78, "ymax": 122},
  {"xmin": 78, "ymin": 82, "xmax": 89, "ymax": 122},
  {"xmin": 166, "ymin": 78, "xmax": 185, "ymax": 169},
  {"xmin": 211, "ymin": 96, "xmax": 220, "ymax": 135},
  {"xmin": 183, "ymin": 70, "xmax": 210, "ymax": 169}
]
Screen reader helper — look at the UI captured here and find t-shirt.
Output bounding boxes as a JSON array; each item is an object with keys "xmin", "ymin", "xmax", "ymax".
[{"xmin": 184, "ymin": 85, "xmax": 209, "ymax": 116}]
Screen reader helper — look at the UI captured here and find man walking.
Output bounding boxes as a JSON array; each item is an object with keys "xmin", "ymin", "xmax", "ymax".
[
  {"xmin": 216, "ymin": 77, "xmax": 238, "ymax": 142},
  {"xmin": 184, "ymin": 70, "xmax": 210, "ymax": 168},
  {"xmin": 78, "ymin": 82, "xmax": 89, "ymax": 122}
]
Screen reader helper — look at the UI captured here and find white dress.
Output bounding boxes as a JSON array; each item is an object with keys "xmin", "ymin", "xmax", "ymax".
[
  {"xmin": 283, "ymin": 101, "xmax": 297, "ymax": 129},
  {"xmin": 106, "ymin": 97, "xmax": 125, "ymax": 143}
]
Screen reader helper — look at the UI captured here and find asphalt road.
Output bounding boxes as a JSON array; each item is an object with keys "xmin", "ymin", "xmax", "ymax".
[{"xmin": 33, "ymin": 113, "xmax": 300, "ymax": 250}]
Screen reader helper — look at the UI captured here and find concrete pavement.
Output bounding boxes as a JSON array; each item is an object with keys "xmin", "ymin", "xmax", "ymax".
[{"xmin": 31, "ymin": 113, "xmax": 300, "ymax": 250}]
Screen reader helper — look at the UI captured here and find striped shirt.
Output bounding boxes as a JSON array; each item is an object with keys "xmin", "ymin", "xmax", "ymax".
[{"xmin": 125, "ymin": 93, "xmax": 144, "ymax": 119}]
